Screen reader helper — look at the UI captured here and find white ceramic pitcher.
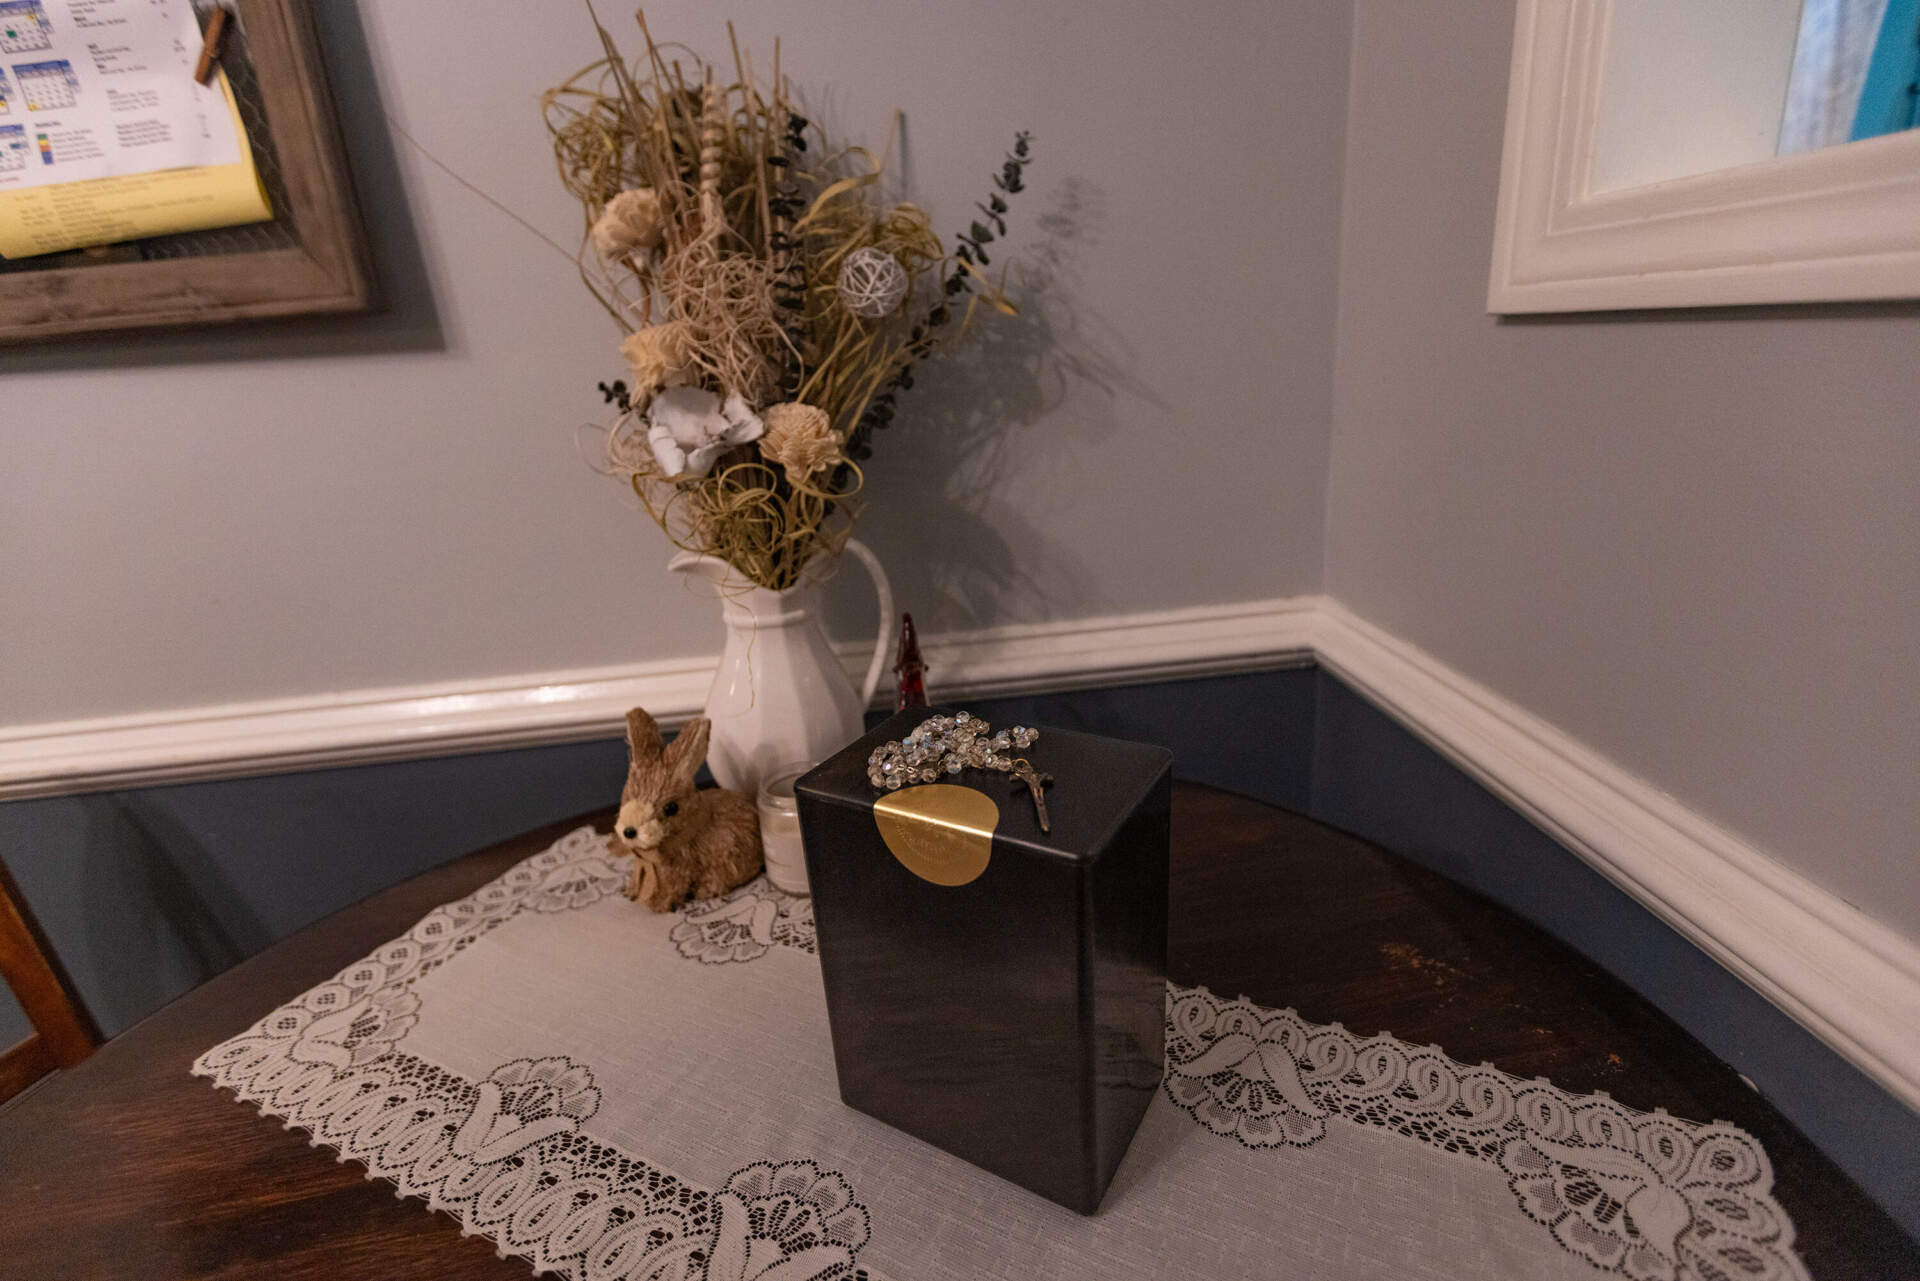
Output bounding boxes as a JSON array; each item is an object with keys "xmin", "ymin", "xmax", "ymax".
[{"xmin": 670, "ymin": 539, "xmax": 895, "ymax": 795}]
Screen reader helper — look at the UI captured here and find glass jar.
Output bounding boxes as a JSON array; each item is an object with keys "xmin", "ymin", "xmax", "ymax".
[{"xmin": 756, "ymin": 761, "xmax": 814, "ymax": 895}]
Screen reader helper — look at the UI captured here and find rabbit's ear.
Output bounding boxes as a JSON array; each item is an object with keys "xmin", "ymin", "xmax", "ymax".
[
  {"xmin": 663, "ymin": 717, "xmax": 710, "ymax": 785},
  {"xmin": 625, "ymin": 708, "xmax": 665, "ymax": 760}
]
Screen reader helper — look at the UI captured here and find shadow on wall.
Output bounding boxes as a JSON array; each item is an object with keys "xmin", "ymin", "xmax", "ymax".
[
  {"xmin": 77, "ymin": 793, "xmax": 274, "ymax": 1028},
  {"xmin": 1496, "ymin": 298, "xmax": 1920, "ymax": 327},
  {"xmin": 824, "ymin": 173, "xmax": 1162, "ymax": 638},
  {"xmin": 0, "ymin": 1, "xmax": 442, "ymax": 374}
]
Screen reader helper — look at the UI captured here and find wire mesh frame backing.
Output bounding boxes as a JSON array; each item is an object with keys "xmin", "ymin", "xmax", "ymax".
[{"xmin": 0, "ymin": 1, "xmax": 300, "ymax": 275}]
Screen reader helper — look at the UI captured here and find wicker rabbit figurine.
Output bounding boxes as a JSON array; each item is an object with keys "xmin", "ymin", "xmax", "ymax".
[{"xmin": 611, "ymin": 708, "xmax": 762, "ymax": 911}]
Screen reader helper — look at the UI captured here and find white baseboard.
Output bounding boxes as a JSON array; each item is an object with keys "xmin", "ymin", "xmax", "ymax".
[
  {"xmin": 3, "ymin": 593, "xmax": 1915, "ymax": 1112},
  {"xmin": 1310, "ymin": 600, "xmax": 1920, "ymax": 1115}
]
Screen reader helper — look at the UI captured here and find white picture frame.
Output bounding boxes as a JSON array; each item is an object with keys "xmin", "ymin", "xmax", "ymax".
[{"xmin": 1488, "ymin": 0, "xmax": 1920, "ymax": 313}]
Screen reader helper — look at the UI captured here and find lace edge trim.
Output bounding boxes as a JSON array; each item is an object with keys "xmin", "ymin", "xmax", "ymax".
[
  {"xmin": 189, "ymin": 825, "xmax": 875, "ymax": 1281},
  {"xmin": 1164, "ymin": 982, "xmax": 1811, "ymax": 1281},
  {"xmin": 194, "ymin": 1075, "xmax": 534, "ymax": 1259}
]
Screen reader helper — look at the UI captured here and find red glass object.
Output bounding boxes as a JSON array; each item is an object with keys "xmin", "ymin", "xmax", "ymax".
[{"xmin": 894, "ymin": 612, "xmax": 929, "ymax": 710}]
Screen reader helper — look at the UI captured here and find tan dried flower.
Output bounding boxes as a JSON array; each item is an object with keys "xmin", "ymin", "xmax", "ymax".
[
  {"xmin": 591, "ymin": 188, "xmax": 665, "ymax": 259},
  {"xmin": 620, "ymin": 321, "xmax": 696, "ymax": 394},
  {"xmin": 759, "ymin": 402, "xmax": 843, "ymax": 486}
]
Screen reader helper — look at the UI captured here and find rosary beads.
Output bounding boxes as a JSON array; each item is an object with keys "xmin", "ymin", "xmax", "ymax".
[
  {"xmin": 868, "ymin": 713, "xmax": 1053, "ymax": 831},
  {"xmin": 869, "ymin": 712, "xmax": 1036, "ymax": 788}
]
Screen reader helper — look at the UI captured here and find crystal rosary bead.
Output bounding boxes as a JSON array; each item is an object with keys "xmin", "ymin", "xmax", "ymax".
[{"xmin": 869, "ymin": 713, "xmax": 1038, "ymax": 792}]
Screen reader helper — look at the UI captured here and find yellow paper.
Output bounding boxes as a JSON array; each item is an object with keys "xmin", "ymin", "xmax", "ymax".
[{"xmin": 0, "ymin": 71, "xmax": 271, "ymax": 259}]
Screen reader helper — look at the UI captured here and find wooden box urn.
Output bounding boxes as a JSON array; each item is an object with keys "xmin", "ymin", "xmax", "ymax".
[{"xmin": 794, "ymin": 707, "xmax": 1171, "ymax": 1213}]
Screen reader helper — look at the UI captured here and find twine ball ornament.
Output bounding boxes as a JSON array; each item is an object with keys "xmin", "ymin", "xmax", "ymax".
[{"xmin": 837, "ymin": 247, "xmax": 910, "ymax": 318}]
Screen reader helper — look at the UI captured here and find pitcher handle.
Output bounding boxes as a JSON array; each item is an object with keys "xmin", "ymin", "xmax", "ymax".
[{"xmin": 843, "ymin": 538, "xmax": 896, "ymax": 709}]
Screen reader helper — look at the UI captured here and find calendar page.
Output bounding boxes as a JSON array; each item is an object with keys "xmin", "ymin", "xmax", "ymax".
[{"xmin": 0, "ymin": 0, "xmax": 242, "ymax": 192}]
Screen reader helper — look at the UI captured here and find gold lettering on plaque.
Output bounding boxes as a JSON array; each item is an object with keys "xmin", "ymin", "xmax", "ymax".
[{"xmin": 872, "ymin": 784, "xmax": 999, "ymax": 886}]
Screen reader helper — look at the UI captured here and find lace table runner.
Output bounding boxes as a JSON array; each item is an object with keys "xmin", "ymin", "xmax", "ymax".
[{"xmin": 193, "ymin": 825, "xmax": 1809, "ymax": 1281}]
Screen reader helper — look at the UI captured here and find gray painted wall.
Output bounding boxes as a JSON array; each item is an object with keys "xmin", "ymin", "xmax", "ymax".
[
  {"xmin": 1324, "ymin": 1, "xmax": 1920, "ymax": 939},
  {"xmin": 0, "ymin": 0, "xmax": 1348, "ymax": 730}
]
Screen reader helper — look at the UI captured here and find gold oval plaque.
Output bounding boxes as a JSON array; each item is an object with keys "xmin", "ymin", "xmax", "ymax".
[{"xmin": 872, "ymin": 784, "xmax": 1000, "ymax": 886}]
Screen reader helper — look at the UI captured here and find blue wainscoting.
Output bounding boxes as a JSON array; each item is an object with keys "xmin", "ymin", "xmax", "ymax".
[
  {"xmin": 1, "ymin": 738, "xmax": 631, "ymax": 1040},
  {"xmin": 0, "ymin": 670, "xmax": 1320, "ymax": 1048},
  {"xmin": 2, "ymin": 665, "xmax": 1914, "ymax": 1237}
]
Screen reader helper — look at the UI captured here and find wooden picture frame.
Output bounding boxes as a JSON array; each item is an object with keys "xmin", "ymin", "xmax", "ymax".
[{"xmin": 0, "ymin": 0, "xmax": 372, "ymax": 341}]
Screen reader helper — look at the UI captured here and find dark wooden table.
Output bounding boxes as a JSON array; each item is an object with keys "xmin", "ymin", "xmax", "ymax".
[{"xmin": 1, "ymin": 784, "xmax": 1913, "ymax": 1278}]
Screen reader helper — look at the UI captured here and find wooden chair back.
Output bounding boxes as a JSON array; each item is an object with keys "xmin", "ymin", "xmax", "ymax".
[{"xmin": 0, "ymin": 856, "xmax": 99, "ymax": 1103}]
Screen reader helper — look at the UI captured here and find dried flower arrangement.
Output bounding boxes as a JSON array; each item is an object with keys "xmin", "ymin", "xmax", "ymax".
[{"xmin": 545, "ymin": 11, "xmax": 1034, "ymax": 591}]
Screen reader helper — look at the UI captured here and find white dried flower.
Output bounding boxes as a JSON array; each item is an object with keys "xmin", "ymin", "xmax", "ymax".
[{"xmin": 646, "ymin": 387, "xmax": 764, "ymax": 480}]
